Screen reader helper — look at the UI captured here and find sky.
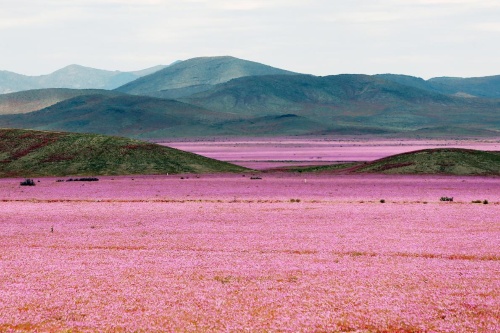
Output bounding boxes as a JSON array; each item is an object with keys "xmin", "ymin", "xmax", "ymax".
[{"xmin": 1, "ymin": 0, "xmax": 499, "ymax": 79}]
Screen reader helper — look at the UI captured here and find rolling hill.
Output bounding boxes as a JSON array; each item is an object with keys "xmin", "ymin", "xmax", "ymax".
[
  {"xmin": 0, "ymin": 88, "xmax": 123, "ymax": 115},
  {"xmin": 115, "ymin": 56, "xmax": 297, "ymax": 98},
  {"xmin": 376, "ymin": 74, "xmax": 500, "ymax": 98},
  {"xmin": 0, "ymin": 94, "xmax": 245, "ymax": 138},
  {"xmin": 0, "ymin": 64, "xmax": 168, "ymax": 94},
  {"xmin": 352, "ymin": 148, "xmax": 500, "ymax": 175},
  {"xmin": 286, "ymin": 149, "xmax": 500, "ymax": 175},
  {"xmin": 1, "ymin": 74, "xmax": 499, "ymax": 138},
  {"xmin": 183, "ymin": 74, "xmax": 500, "ymax": 135},
  {"xmin": 0, "ymin": 128, "xmax": 247, "ymax": 177}
]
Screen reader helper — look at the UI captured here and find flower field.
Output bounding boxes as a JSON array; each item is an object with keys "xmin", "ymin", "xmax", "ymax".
[
  {"xmin": 0, "ymin": 174, "xmax": 499, "ymax": 332},
  {"xmin": 163, "ymin": 138, "xmax": 500, "ymax": 169}
]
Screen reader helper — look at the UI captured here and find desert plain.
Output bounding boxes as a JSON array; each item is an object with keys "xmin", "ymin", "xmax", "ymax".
[{"xmin": 0, "ymin": 138, "xmax": 499, "ymax": 332}]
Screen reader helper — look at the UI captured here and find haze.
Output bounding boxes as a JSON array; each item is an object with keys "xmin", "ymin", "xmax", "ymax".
[{"xmin": 1, "ymin": 0, "xmax": 499, "ymax": 79}]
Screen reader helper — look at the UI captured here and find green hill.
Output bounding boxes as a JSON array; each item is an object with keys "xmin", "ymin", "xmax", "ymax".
[
  {"xmin": 184, "ymin": 74, "xmax": 500, "ymax": 134},
  {"xmin": 1, "ymin": 74, "xmax": 499, "ymax": 138},
  {"xmin": 115, "ymin": 56, "xmax": 297, "ymax": 98},
  {"xmin": 0, "ymin": 94, "xmax": 243, "ymax": 138},
  {"xmin": 353, "ymin": 148, "xmax": 500, "ymax": 175},
  {"xmin": 377, "ymin": 74, "xmax": 500, "ymax": 98},
  {"xmin": 0, "ymin": 88, "xmax": 123, "ymax": 115},
  {"xmin": 0, "ymin": 128, "xmax": 248, "ymax": 177}
]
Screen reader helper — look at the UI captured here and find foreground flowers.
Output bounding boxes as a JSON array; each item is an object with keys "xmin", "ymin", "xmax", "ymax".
[{"xmin": 0, "ymin": 174, "xmax": 499, "ymax": 332}]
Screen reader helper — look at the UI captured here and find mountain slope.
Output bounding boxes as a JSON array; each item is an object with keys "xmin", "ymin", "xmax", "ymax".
[
  {"xmin": 376, "ymin": 74, "xmax": 500, "ymax": 98},
  {"xmin": 115, "ymin": 56, "xmax": 297, "ymax": 98},
  {"xmin": 0, "ymin": 94, "xmax": 244, "ymax": 138},
  {"xmin": 0, "ymin": 64, "xmax": 168, "ymax": 94},
  {"xmin": 1, "ymin": 74, "xmax": 498, "ymax": 138},
  {"xmin": 0, "ymin": 128, "xmax": 247, "ymax": 177},
  {"xmin": 352, "ymin": 148, "xmax": 500, "ymax": 175},
  {"xmin": 428, "ymin": 75, "xmax": 500, "ymax": 98},
  {"xmin": 0, "ymin": 88, "xmax": 123, "ymax": 115},
  {"xmin": 184, "ymin": 74, "xmax": 500, "ymax": 134}
]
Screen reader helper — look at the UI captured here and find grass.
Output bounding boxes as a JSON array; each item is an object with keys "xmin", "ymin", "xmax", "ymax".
[
  {"xmin": 282, "ymin": 162, "xmax": 362, "ymax": 173},
  {"xmin": 278, "ymin": 148, "xmax": 500, "ymax": 176},
  {"xmin": 353, "ymin": 148, "xmax": 500, "ymax": 176},
  {"xmin": 0, "ymin": 128, "xmax": 249, "ymax": 177}
]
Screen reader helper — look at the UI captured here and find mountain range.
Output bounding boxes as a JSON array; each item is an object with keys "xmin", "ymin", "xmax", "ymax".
[
  {"xmin": 0, "ymin": 64, "xmax": 168, "ymax": 94},
  {"xmin": 0, "ymin": 56, "xmax": 498, "ymax": 138}
]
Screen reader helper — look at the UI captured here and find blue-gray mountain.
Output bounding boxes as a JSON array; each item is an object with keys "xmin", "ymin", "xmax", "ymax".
[
  {"xmin": 0, "ymin": 64, "xmax": 168, "ymax": 94},
  {"xmin": 376, "ymin": 74, "xmax": 500, "ymax": 98},
  {"xmin": 114, "ymin": 56, "xmax": 298, "ymax": 98},
  {"xmin": 1, "ymin": 73, "xmax": 498, "ymax": 138},
  {"xmin": 0, "ymin": 56, "xmax": 498, "ymax": 138}
]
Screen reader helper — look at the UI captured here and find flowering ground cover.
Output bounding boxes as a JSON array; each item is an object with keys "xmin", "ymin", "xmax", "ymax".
[
  {"xmin": 0, "ymin": 174, "xmax": 499, "ymax": 332},
  {"xmin": 163, "ymin": 138, "xmax": 500, "ymax": 169}
]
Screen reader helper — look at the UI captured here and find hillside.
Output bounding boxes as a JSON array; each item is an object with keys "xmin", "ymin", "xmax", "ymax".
[
  {"xmin": 1, "ymin": 74, "xmax": 499, "ymax": 138},
  {"xmin": 0, "ymin": 88, "xmax": 123, "ymax": 115},
  {"xmin": 0, "ymin": 128, "xmax": 247, "ymax": 177},
  {"xmin": 0, "ymin": 94, "xmax": 244, "ymax": 138},
  {"xmin": 184, "ymin": 74, "xmax": 500, "ymax": 135},
  {"xmin": 115, "ymin": 56, "xmax": 297, "ymax": 98},
  {"xmin": 376, "ymin": 74, "xmax": 500, "ymax": 98},
  {"xmin": 353, "ymin": 148, "xmax": 500, "ymax": 175},
  {"xmin": 0, "ymin": 64, "xmax": 168, "ymax": 94}
]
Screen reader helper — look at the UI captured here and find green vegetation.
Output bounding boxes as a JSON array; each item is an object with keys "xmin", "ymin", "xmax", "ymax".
[
  {"xmin": 284, "ymin": 162, "xmax": 362, "ymax": 173},
  {"xmin": 115, "ymin": 56, "xmax": 296, "ymax": 98},
  {"xmin": 0, "ymin": 88, "xmax": 123, "ymax": 115},
  {"xmin": 353, "ymin": 148, "xmax": 500, "ymax": 175},
  {"xmin": 0, "ymin": 128, "xmax": 248, "ymax": 177},
  {"xmin": 377, "ymin": 74, "xmax": 500, "ymax": 98},
  {"xmin": 0, "ymin": 64, "xmax": 499, "ymax": 138}
]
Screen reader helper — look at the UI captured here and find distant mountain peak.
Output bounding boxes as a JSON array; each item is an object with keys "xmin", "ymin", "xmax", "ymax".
[
  {"xmin": 0, "ymin": 63, "xmax": 169, "ymax": 93},
  {"xmin": 115, "ymin": 55, "xmax": 297, "ymax": 98}
]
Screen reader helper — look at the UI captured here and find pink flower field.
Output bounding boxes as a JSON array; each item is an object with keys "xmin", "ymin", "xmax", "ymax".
[
  {"xmin": 163, "ymin": 137, "xmax": 500, "ymax": 169},
  {"xmin": 0, "ymin": 174, "xmax": 499, "ymax": 332}
]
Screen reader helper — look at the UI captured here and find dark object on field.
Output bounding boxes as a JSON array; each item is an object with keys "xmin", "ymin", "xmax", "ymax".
[
  {"xmin": 483, "ymin": 200, "xmax": 489, "ymax": 204},
  {"xmin": 440, "ymin": 196, "xmax": 453, "ymax": 202},
  {"xmin": 250, "ymin": 176, "xmax": 262, "ymax": 180},
  {"xmin": 66, "ymin": 177, "xmax": 99, "ymax": 182},
  {"xmin": 20, "ymin": 179, "xmax": 35, "ymax": 186},
  {"xmin": 380, "ymin": 199, "xmax": 385, "ymax": 203}
]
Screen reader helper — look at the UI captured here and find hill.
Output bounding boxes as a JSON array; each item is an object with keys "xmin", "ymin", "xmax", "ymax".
[
  {"xmin": 376, "ymin": 74, "xmax": 500, "ymax": 98},
  {"xmin": 0, "ymin": 64, "xmax": 168, "ymax": 94},
  {"xmin": 0, "ymin": 88, "xmax": 123, "ymax": 115},
  {"xmin": 1, "ymin": 74, "xmax": 499, "ymax": 138},
  {"xmin": 0, "ymin": 94, "xmax": 245, "ymax": 138},
  {"xmin": 115, "ymin": 56, "xmax": 297, "ymax": 98},
  {"xmin": 183, "ymin": 74, "xmax": 500, "ymax": 135},
  {"xmin": 0, "ymin": 128, "xmax": 247, "ymax": 177},
  {"xmin": 353, "ymin": 148, "xmax": 500, "ymax": 175}
]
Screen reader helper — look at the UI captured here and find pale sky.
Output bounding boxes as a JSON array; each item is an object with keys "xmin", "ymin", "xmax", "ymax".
[{"xmin": 1, "ymin": 0, "xmax": 499, "ymax": 79}]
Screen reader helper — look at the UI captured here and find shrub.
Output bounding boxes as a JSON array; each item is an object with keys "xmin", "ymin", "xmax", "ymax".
[
  {"xmin": 472, "ymin": 200, "xmax": 482, "ymax": 204},
  {"xmin": 483, "ymin": 200, "xmax": 489, "ymax": 205},
  {"xmin": 66, "ymin": 177, "xmax": 99, "ymax": 182},
  {"xmin": 380, "ymin": 199, "xmax": 385, "ymax": 203},
  {"xmin": 440, "ymin": 197, "xmax": 453, "ymax": 202},
  {"xmin": 20, "ymin": 179, "xmax": 35, "ymax": 186}
]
